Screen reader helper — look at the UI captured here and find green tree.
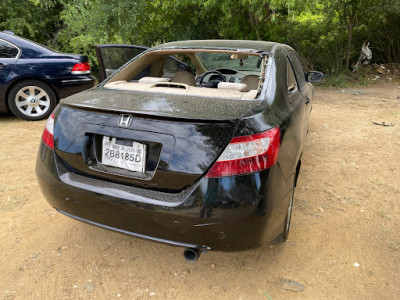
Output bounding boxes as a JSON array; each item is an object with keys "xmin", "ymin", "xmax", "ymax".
[
  {"xmin": 0, "ymin": 0, "xmax": 64, "ymax": 46},
  {"xmin": 1, "ymin": 0, "xmax": 399, "ymax": 77}
]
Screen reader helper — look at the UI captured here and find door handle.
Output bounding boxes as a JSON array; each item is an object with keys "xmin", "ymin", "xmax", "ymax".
[{"xmin": 0, "ymin": 63, "xmax": 8, "ymax": 69}]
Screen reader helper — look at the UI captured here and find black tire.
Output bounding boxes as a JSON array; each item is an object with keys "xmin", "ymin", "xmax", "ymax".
[
  {"xmin": 8, "ymin": 80, "xmax": 57, "ymax": 121},
  {"xmin": 274, "ymin": 184, "xmax": 294, "ymax": 243}
]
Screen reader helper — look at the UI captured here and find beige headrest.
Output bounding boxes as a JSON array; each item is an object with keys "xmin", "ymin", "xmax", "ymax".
[
  {"xmin": 138, "ymin": 77, "xmax": 170, "ymax": 84},
  {"xmin": 217, "ymin": 82, "xmax": 249, "ymax": 92},
  {"xmin": 171, "ymin": 70, "xmax": 196, "ymax": 86},
  {"xmin": 240, "ymin": 75, "xmax": 260, "ymax": 90}
]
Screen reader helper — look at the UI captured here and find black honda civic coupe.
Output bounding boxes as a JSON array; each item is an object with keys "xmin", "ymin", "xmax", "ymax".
[{"xmin": 36, "ymin": 40, "xmax": 322, "ymax": 261}]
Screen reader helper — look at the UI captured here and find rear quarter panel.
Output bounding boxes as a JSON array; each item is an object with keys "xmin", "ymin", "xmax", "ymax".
[
  {"xmin": 235, "ymin": 46, "xmax": 308, "ymax": 181},
  {"xmin": 11, "ymin": 58, "xmax": 78, "ymax": 79},
  {"xmin": 230, "ymin": 46, "xmax": 312, "ymax": 241}
]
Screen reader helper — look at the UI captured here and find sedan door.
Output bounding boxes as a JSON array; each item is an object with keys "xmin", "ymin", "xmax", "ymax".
[
  {"xmin": 0, "ymin": 39, "xmax": 19, "ymax": 110},
  {"xmin": 0, "ymin": 39, "xmax": 19, "ymax": 86}
]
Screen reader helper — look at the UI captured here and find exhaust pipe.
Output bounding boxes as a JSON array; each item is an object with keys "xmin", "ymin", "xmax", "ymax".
[{"xmin": 183, "ymin": 247, "xmax": 201, "ymax": 262}]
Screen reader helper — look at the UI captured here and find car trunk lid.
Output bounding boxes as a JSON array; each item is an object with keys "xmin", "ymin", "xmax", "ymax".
[
  {"xmin": 61, "ymin": 87, "xmax": 261, "ymax": 121},
  {"xmin": 54, "ymin": 89, "xmax": 262, "ymax": 192}
]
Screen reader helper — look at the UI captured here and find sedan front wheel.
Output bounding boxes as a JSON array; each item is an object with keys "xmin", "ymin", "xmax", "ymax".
[{"xmin": 8, "ymin": 80, "xmax": 57, "ymax": 121}]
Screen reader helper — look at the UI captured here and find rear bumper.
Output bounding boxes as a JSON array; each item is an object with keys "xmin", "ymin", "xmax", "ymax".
[
  {"xmin": 57, "ymin": 209, "xmax": 205, "ymax": 249},
  {"xmin": 36, "ymin": 142, "xmax": 291, "ymax": 251}
]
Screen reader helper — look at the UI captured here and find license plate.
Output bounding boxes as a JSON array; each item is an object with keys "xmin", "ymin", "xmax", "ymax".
[{"xmin": 101, "ymin": 136, "xmax": 146, "ymax": 172}]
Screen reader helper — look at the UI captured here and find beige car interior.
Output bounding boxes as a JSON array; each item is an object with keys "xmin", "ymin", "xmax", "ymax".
[
  {"xmin": 105, "ymin": 49, "xmax": 262, "ymax": 100},
  {"xmin": 240, "ymin": 75, "xmax": 260, "ymax": 90},
  {"xmin": 171, "ymin": 70, "xmax": 197, "ymax": 86}
]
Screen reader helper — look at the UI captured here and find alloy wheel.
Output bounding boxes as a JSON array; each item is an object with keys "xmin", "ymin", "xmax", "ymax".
[{"xmin": 14, "ymin": 85, "xmax": 51, "ymax": 118}]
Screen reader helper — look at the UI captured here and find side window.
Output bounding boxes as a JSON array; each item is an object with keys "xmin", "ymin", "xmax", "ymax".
[
  {"xmin": 288, "ymin": 52, "xmax": 306, "ymax": 87},
  {"xmin": 287, "ymin": 60, "xmax": 298, "ymax": 93},
  {"xmin": 0, "ymin": 40, "xmax": 19, "ymax": 58}
]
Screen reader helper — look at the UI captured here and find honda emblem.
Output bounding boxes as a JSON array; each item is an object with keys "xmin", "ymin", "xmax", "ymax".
[{"xmin": 118, "ymin": 114, "xmax": 133, "ymax": 127}]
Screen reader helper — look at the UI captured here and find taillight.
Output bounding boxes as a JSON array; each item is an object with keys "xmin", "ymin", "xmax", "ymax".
[
  {"xmin": 71, "ymin": 62, "xmax": 90, "ymax": 75},
  {"xmin": 205, "ymin": 127, "xmax": 280, "ymax": 178},
  {"xmin": 42, "ymin": 113, "xmax": 55, "ymax": 149}
]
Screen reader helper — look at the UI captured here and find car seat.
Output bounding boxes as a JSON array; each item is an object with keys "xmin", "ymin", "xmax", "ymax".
[
  {"xmin": 171, "ymin": 70, "xmax": 196, "ymax": 86},
  {"xmin": 240, "ymin": 75, "xmax": 259, "ymax": 90}
]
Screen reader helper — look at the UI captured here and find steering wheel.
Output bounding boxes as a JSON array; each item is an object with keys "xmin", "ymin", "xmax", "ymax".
[{"xmin": 199, "ymin": 70, "xmax": 227, "ymax": 86}]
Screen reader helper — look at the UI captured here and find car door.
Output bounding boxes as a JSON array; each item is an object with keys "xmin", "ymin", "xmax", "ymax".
[
  {"xmin": 288, "ymin": 52, "xmax": 313, "ymax": 145},
  {"xmin": 0, "ymin": 38, "xmax": 19, "ymax": 108},
  {"xmin": 95, "ymin": 44, "xmax": 193, "ymax": 82},
  {"xmin": 288, "ymin": 51, "xmax": 312, "ymax": 138},
  {"xmin": 0, "ymin": 39, "xmax": 19, "ymax": 85},
  {"xmin": 95, "ymin": 45, "xmax": 149, "ymax": 82},
  {"xmin": 279, "ymin": 57, "xmax": 309, "ymax": 177}
]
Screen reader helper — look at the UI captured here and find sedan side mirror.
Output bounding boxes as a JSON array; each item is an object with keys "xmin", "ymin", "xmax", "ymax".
[{"xmin": 307, "ymin": 71, "xmax": 324, "ymax": 83}]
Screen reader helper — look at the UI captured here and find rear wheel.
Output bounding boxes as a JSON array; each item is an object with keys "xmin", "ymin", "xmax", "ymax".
[
  {"xmin": 274, "ymin": 184, "xmax": 294, "ymax": 243},
  {"xmin": 8, "ymin": 80, "xmax": 57, "ymax": 121}
]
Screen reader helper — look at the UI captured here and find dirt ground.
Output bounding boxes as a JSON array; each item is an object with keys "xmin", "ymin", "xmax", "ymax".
[{"xmin": 0, "ymin": 83, "xmax": 399, "ymax": 299}]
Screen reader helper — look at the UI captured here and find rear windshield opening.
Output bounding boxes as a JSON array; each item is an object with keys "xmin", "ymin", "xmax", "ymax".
[{"xmin": 103, "ymin": 49, "xmax": 267, "ymax": 100}]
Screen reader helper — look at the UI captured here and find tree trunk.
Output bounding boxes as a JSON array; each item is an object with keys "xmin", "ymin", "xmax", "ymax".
[
  {"xmin": 345, "ymin": 21, "xmax": 354, "ymax": 69},
  {"xmin": 344, "ymin": 1, "xmax": 358, "ymax": 70},
  {"xmin": 248, "ymin": 2, "xmax": 271, "ymax": 41},
  {"xmin": 249, "ymin": 11, "xmax": 261, "ymax": 40}
]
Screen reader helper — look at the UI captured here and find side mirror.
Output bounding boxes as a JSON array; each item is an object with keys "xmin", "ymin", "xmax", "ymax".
[{"xmin": 307, "ymin": 71, "xmax": 324, "ymax": 83}]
